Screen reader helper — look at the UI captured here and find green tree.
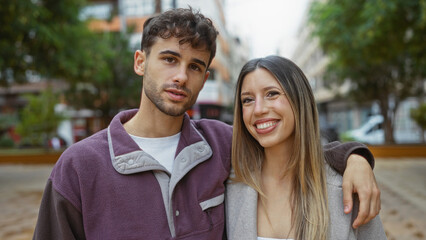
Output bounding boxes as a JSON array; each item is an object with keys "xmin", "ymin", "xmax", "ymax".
[
  {"xmin": 65, "ymin": 30, "xmax": 140, "ymax": 128},
  {"xmin": 309, "ymin": 0, "xmax": 426, "ymax": 144},
  {"xmin": 410, "ymin": 103, "xmax": 426, "ymax": 143},
  {"xmin": 0, "ymin": 0, "xmax": 103, "ymax": 86},
  {"xmin": 1, "ymin": 0, "xmax": 140, "ymax": 128},
  {"xmin": 0, "ymin": 115, "xmax": 17, "ymax": 148},
  {"xmin": 16, "ymin": 89, "xmax": 64, "ymax": 148}
]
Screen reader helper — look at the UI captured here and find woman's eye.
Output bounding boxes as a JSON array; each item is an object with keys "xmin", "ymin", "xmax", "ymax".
[
  {"xmin": 266, "ymin": 91, "xmax": 280, "ymax": 98},
  {"xmin": 241, "ymin": 97, "xmax": 254, "ymax": 104}
]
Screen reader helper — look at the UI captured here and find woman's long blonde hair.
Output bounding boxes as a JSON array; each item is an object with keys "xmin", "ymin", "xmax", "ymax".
[{"xmin": 231, "ymin": 56, "xmax": 329, "ymax": 240}]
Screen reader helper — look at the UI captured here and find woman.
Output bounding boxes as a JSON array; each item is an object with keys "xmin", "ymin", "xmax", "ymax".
[{"xmin": 226, "ymin": 56, "xmax": 386, "ymax": 240}]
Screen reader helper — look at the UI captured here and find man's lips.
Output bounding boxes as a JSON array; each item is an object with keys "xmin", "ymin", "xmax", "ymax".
[{"xmin": 165, "ymin": 88, "xmax": 187, "ymax": 101}]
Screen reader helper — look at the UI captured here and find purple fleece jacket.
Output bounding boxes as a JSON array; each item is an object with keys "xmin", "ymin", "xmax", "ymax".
[{"xmin": 33, "ymin": 109, "xmax": 374, "ymax": 240}]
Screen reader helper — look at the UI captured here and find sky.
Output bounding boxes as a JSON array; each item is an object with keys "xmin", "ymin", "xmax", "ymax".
[{"xmin": 225, "ymin": 0, "xmax": 310, "ymax": 59}]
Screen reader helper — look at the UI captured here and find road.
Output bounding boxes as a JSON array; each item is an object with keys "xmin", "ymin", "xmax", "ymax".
[{"xmin": 0, "ymin": 158, "xmax": 425, "ymax": 240}]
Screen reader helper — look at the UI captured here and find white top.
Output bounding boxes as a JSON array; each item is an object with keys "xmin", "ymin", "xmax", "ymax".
[
  {"xmin": 257, "ymin": 237, "xmax": 293, "ymax": 240},
  {"xmin": 129, "ymin": 132, "xmax": 181, "ymax": 173}
]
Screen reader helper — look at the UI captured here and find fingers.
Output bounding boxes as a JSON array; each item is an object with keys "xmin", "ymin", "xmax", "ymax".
[
  {"xmin": 343, "ymin": 153, "xmax": 382, "ymax": 228},
  {"xmin": 366, "ymin": 182, "xmax": 381, "ymax": 223},
  {"xmin": 377, "ymin": 186, "xmax": 381, "ymax": 213},
  {"xmin": 352, "ymin": 187, "xmax": 371, "ymax": 228},
  {"xmin": 352, "ymin": 182, "xmax": 381, "ymax": 228},
  {"xmin": 342, "ymin": 180, "xmax": 353, "ymax": 214}
]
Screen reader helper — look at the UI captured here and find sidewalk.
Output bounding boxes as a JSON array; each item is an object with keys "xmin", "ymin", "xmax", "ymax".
[
  {"xmin": 374, "ymin": 158, "xmax": 426, "ymax": 240},
  {"xmin": 0, "ymin": 164, "xmax": 52, "ymax": 240},
  {"xmin": 0, "ymin": 158, "xmax": 425, "ymax": 240}
]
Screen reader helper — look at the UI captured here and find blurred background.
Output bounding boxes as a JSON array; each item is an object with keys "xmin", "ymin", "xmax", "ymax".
[{"xmin": 0, "ymin": 0, "xmax": 425, "ymax": 239}]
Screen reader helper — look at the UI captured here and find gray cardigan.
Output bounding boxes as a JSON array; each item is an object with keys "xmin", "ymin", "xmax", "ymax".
[{"xmin": 225, "ymin": 164, "xmax": 387, "ymax": 240}]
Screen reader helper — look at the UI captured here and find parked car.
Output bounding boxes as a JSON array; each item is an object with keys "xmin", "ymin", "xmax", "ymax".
[
  {"xmin": 320, "ymin": 124, "xmax": 339, "ymax": 144},
  {"xmin": 342, "ymin": 115, "xmax": 422, "ymax": 144},
  {"xmin": 342, "ymin": 115, "xmax": 384, "ymax": 145}
]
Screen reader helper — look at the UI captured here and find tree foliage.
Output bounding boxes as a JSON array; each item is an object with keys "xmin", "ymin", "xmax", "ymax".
[
  {"xmin": 65, "ymin": 31, "xmax": 140, "ymax": 127},
  {"xmin": 16, "ymin": 88, "xmax": 64, "ymax": 147},
  {"xmin": 0, "ymin": 115, "xmax": 18, "ymax": 148},
  {"xmin": 309, "ymin": 0, "xmax": 426, "ymax": 143},
  {"xmin": 0, "ymin": 0, "xmax": 99, "ymax": 85},
  {"xmin": 1, "ymin": 0, "xmax": 141, "ymax": 128},
  {"xmin": 410, "ymin": 103, "xmax": 426, "ymax": 142}
]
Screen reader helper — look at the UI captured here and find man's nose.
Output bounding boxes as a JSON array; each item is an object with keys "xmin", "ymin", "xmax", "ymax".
[{"xmin": 172, "ymin": 66, "xmax": 188, "ymax": 85}]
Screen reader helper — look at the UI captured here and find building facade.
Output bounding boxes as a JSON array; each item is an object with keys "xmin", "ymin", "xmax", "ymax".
[
  {"xmin": 288, "ymin": 0, "xmax": 424, "ymax": 143},
  {"xmin": 83, "ymin": 0, "xmax": 248, "ymax": 124},
  {"xmin": 1, "ymin": 0, "xmax": 248, "ymax": 148}
]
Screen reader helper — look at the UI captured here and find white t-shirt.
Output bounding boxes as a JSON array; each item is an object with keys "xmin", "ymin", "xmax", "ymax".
[
  {"xmin": 257, "ymin": 237, "xmax": 293, "ymax": 240},
  {"xmin": 129, "ymin": 132, "xmax": 181, "ymax": 173}
]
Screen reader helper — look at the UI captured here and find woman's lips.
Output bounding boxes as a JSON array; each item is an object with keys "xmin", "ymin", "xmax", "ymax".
[{"xmin": 253, "ymin": 120, "xmax": 279, "ymax": 134}]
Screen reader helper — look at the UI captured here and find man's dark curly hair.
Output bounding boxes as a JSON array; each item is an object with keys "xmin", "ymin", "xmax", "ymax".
[{"xmin": 141, "ymin": 7, "xmax": 218, "ymax": 67}]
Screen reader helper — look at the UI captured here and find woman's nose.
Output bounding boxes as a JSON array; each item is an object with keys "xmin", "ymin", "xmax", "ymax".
[{"xmin": 253, "ymin": 98, "xmax": 267, "ymax": 115}]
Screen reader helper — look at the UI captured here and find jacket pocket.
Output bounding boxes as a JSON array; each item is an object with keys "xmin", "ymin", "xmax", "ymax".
[
  {"xmin": 199, "ymin": 193, "xmax": 225, "ymax": 232},
  {"xmin": 199, "ymin": 193, "xmax": 225, "ymax": 211}
]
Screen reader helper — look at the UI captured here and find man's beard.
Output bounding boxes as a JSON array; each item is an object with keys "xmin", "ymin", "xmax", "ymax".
[{"xmin": 143, "ymin": 72, "xmax": 196, "ymax": 117}]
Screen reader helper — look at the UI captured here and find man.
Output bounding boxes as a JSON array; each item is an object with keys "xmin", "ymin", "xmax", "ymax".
[{"xmin": 33, "ymin": 8, "xmax": 380, "ymax": 239}]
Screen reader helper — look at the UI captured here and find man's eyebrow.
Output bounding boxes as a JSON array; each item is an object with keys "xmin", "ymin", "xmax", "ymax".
[
  {"xmin": 159, "ymin": 50, "xmax": 207, "ymax": 68},
  {"xmin": 192, "ymin": 58, "xmax": 207, "ymax": 68},
  {"xmin": 159, "ymin": 50, "xmax": 181, "ymax": 58}
]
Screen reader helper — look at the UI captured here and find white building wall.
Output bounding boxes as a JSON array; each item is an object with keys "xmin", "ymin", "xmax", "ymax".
[{"xmin": 288, "ymin": 0, "xmax": 423, "ymax": 139}]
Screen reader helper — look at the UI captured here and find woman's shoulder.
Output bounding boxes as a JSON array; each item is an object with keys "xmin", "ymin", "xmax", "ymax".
[
  {"xmin": 324, "ymin": 163, "xmax": 387, "ymax": 239},
  {"xmin": 225, "ymin": 176, "xmax": 258, "ymax": 240},
  {"xmin": 325, "ymin": 162, "xmax": 344, "ymax": 188},
  {"xmin": 225, "ymin": 172, "xmax": 258, "ymax": 212},
  {"xmin": 325, "ymin": 162, "xmax": 357, "ymax": 239},
  {"xmin": 226, "ymin": 178, "xmax": 254, "ymax": 197}
]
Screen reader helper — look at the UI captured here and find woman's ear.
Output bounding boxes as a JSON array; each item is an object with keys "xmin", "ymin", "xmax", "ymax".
[{"xmin": 134, "ymin": 50, "xmax": 146, "ymax": 76}]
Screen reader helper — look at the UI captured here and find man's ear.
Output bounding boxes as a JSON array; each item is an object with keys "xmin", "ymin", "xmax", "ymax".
[
  {"xmin": 134, "ymin": 50, "xmax": 146, "ymax": 76},
  {"xmin": 202, "ymin": 71, "xmax": 210, "ymax": 88}
]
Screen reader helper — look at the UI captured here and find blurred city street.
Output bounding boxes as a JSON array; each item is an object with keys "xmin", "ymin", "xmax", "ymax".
[
  {"xmin": 0, "ymin": 158, "xmax": 425, "ymax": 240},
  {"xmin": 2, "ymin": 0, "xmax": 425, "ymax": 239}
]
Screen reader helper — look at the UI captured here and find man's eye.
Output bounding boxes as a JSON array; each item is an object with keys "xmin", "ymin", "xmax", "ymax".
[
  {"xmin": 164, "ymin": 57, "xmax": 176, "ymax": 63},
  {"xmin": 189, "ymin": 64, "xmax": 201, "ymax": 71}
]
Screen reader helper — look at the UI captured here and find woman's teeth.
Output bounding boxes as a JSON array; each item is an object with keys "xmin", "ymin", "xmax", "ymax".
[{"xmin": 256, "ymin": 121, "xmax": 277, "ymax": 129}]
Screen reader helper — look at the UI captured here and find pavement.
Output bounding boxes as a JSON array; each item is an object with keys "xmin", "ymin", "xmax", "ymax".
[
  {"xmin": 374, "ymin": 158, "xmax": 426, "ymax": 240},
  {"xmin": 0, "ymin": 165, "xmax": 51, "ymax": 240},
  {"xmin": 0, "ymin": 158, "xmax": 425, "ymax": 240}
]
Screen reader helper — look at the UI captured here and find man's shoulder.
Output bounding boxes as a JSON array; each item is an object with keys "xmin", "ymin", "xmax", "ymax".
[
  {"xmin": 56, "ymin": 129, "xmax": 109, "ymax": 167},
  {"xmin": 50, "ymin": 129, "xmax": 110, "ymax": 190},
  {"xmin": 191, "ymin": 119, "xmax": 233, "ymax": 146},
  {"xmin": 191, "ymin": 118, "xmax": 232, "ymax": 133},
  {"xmin": 67, "ymin": 129, "xmax": 107, "ymax": 151}
]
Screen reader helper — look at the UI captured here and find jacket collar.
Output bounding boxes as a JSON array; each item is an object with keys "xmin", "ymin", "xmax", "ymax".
[{"xmin": 107, "ymin": 109, "xmax": 212, "ymax": 175}]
